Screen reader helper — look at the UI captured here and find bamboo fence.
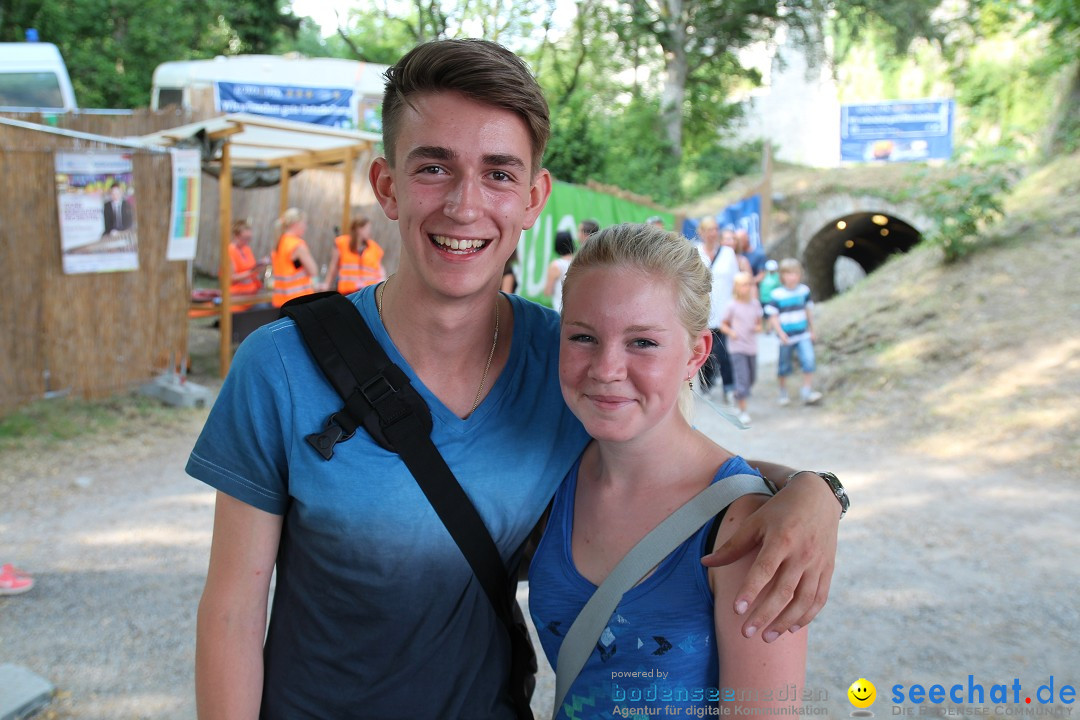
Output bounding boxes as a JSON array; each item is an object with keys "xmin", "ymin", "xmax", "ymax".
[
  {"xmin": 1, "ymin": 111, "xmax": 402, "ymax": 413},
  {"xmin": 1, "ymin": 111, "xmax": 401, "ymax": 282},
  {"xmin": 0, "ymin": 121, "xmax": 187, "ymax": 415},
  {"xmin": 1, "ymin": 107, "xmax": 212, "ymax": 137}
]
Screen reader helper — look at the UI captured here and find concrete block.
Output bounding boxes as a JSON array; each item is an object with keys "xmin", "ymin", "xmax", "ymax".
[
  {"xmin": 139, "ymin": 374, "xmax": 215, "ymax": 409},
  {"xmin": 0, "ymin": 664, "xmax": 53, "ymax": 720}
]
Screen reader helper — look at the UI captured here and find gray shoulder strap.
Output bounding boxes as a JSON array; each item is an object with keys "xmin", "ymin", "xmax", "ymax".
[{"xmin": 551, "ymin": 472, "xmax": 772, "ymax": 719}]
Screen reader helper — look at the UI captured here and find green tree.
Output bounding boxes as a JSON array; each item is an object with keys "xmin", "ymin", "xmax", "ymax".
[
  {"xmin": 315, "ymin": 5, "xmax": 424, "ymax": 64},
  {"xmin": 1031, "ymin": 0, "xmax": 1080, "ymax": 47},
  {"xmin": 608, "ymin": 0, "xmax": 947, "ymax": 164},
  {"xmin": 328, "ymin": 0, "xmax": 544, "ymax": 60},
  {"xmin": 544, "ymin": 90, "xmax": 606, "ymax": 184},
  {"xmin": 613, "ymin": 0, "xmax": 784, "ymax": 161},
  {"xmin": 224, "ymin": 0, "xmax": 301, "ymax": 54}
]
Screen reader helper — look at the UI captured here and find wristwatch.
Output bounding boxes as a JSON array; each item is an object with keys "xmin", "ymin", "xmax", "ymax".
[{"xmin": 787, "ymin": 470, "xmax": 849, "ymax": 519}]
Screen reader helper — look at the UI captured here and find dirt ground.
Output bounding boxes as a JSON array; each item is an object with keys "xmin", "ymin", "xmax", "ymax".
[
  {"xmin": 2, "ymin": 330, "xmax": 1077, "ymax": 719},
  {"xmin": 2, "ymin": 156, "xmax": 1078, "ymax": 718}
]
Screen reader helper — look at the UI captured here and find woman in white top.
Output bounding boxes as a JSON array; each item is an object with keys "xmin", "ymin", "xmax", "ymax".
[{"xmin": 545, "ymin": 229, "xmax": 576, "ymax": 313}]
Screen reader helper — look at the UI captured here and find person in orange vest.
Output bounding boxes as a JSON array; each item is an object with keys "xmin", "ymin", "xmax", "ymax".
[
  {"xmin": 324, "ymin": 216, "xmax": 386, "ymax": 295},
  {"xmin": 270, "ymin": 208, "xmax": 318, "ymax": 307},
  {"xmin": 228, "ymin": 219, "xmax": 269, "ymax": 311}
]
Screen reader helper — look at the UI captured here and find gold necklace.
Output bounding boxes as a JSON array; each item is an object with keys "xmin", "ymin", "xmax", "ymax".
[{"xmin": 377, "ymin": 276, "xmax": 500, "ymax": 418}]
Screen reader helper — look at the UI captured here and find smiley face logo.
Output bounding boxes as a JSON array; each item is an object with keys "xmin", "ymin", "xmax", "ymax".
[{"xmin": 848, "ymin": 678, "xmax": 877, "ymax": 709}]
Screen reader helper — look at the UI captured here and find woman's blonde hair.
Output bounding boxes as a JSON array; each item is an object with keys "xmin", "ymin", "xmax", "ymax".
[
  {"xmin": 274, "ymin": 207, "xmax": 306, "ymax": 235},
  {"xmin": 561, "ymin": 222, "xmax": 712, "ymax": 421}
]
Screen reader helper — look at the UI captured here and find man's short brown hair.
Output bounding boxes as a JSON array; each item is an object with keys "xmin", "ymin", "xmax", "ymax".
[{"xmin": 381, "ymin": 39, "xmax": 550, "ymax": 175}]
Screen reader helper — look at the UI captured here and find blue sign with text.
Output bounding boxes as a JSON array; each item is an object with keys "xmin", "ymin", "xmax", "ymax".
[
  {"xmin": 215, "ymin": 82, "xmax": 355, "ymax": 127},
  {"xmin": 840, "ymin": 99, "xmax": 954, "ymax": 163}
]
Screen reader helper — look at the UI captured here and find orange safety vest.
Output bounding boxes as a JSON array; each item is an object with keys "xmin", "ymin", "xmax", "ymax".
[
  {"xmin": 271, "ymin": 233, "xmax": 314, "ymax": 307},
  {"xmin": 229, "ymin": 243, "xmax": 261, "ymax": 296},
  {"xmin": 335, "ymin": 235, "xmax": 385, "ymax": 294}
]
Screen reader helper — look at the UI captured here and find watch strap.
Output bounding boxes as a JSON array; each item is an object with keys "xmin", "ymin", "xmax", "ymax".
[{"xmin": 787, "ymin": 470, "xmax": 848, "ymax": 518}]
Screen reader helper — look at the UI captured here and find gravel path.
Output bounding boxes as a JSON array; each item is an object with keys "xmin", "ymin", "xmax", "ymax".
[{"xmin": 2, "ymin": 344, "xmax": 1077, "ymax": 719}]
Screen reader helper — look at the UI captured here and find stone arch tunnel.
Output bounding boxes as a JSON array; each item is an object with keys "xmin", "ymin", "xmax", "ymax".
[{"xmin": 791, "ymin": 196, "xmax": 934, "ymax": 301}]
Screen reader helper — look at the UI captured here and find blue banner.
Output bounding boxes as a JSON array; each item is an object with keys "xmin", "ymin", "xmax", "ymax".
[
  {"xmin": 840, "ymin": 99, "xmax": 954, "ymax": 163},
  {"xmin": 215, "ymin": 82, "xmax": 355, "ymax": 128},
  {"xmin": 681, "ymin": 194, "xmax": 762, "ymax": 251}
]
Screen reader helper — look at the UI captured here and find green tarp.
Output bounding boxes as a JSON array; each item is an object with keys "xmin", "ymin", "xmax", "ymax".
[{"xmin": 518, "ymin": 181, "xmax": 673, "ymax": 305}]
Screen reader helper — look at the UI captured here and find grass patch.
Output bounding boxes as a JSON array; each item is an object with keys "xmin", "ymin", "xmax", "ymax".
[{"xmin": 0, "ymin": 393, "xmax": 196, "ymax": 451}]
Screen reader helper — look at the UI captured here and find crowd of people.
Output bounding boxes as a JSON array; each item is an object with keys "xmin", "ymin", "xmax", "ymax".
[
  {"xmin": 536, "ymin": 214, "xmax": 824, "ymax": 427},
  {"xmin": 224, "ymin": 209, "xmax": 388, "ymax": 309},
  {"xmin": 224, "ymin": 169, "xmax": 821, "ymax": 430}
]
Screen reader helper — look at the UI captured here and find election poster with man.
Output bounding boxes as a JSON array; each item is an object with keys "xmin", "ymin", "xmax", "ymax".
[{"xmin": 55, "ymin": 152, "xmax": 138, "ymax": 274}]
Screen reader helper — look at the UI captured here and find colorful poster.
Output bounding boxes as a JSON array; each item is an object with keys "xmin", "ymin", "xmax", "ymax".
[
  {"xmin": 55, "ymin": 152, "xmax": 138, "ymax": 274},
  {"xmin": 840, "ymin": 99, "xmax": 954, "ymax": 163},
  {"xmin": 358, "ymin": 94, "xmax": 383, "ymax": 133},
  {"xmin": 166, "ymin": 149, "xmax": 201, "ymax": 261},
  {"xmin": 518, "ymin": 181, "xmax": 674, "ymax": 305},
  {"xmin": 215, "ymin": 81, "xmax": 355, "ymax": 128}
]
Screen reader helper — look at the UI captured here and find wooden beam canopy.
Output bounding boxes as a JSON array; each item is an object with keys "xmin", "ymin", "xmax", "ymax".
[{"xmin": 139, "ymin": 113, "xmax": 381, "ymax": 376}]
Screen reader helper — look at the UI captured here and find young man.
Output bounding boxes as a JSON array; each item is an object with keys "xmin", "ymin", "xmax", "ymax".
[
  {"xmin": 188, "ymin": 39, "xmax": 843, "ymax": 719},
  {"xmin": 102, "ymin": 181, "xmax": 134, "ymax": 234},
  {"xmin": 578, "ymin": 217, "xmax": 599, "ymax": 245}
]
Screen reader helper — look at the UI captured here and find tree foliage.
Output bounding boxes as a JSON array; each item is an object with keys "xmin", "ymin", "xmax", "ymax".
[
  {"xmin": 318, "ymin": 0, "xmax": 545, "ymax": 59},
  {"xmin": 1031, "ymin": 0, "xmax": 1080, "ymax": 47},
  {"xmin": 3, "ymin": 0, "xmax": 1071, "ymax": 206},
  {"xmin": 916, "ymin": 163, "xmax": 1013, "ymax": 263}
]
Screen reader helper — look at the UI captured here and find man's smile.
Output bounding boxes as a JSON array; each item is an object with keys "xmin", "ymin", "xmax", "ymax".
[{"xmin": 430, "ymin": 234, "xmax": 489, "ymax": 254}]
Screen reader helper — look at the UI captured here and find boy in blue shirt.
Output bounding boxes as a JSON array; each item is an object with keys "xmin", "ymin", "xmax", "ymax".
[{"xmin": 765, "ymin": 258, "xmax": 824, "ymax": 405}]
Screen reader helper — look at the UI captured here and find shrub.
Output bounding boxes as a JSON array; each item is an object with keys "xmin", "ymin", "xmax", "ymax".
[{"xmin": 919, "ymin": 164, "xmax": 1014, "ymax": 263}]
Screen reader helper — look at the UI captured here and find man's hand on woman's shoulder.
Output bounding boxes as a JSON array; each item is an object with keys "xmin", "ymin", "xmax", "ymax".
[{"xmin": 702, "ymin": 468, "xmax": 841, "ymax": 643}]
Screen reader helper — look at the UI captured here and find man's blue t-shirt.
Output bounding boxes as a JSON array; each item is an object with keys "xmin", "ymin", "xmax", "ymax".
[{"xmin": 186, "ymin": 286, "xmax": 588, "ymax": 719}]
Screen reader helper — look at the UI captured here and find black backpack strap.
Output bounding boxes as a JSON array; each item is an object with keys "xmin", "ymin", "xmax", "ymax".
[
  {"xmin": 281, "ymin": 291, "xmax": 432, "ymax": 460},
  {"xmin": 280, "ymin": 291, "xmax": 535, "ymax": 719}
]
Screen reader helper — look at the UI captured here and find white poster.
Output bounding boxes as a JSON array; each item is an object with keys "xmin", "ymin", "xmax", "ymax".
[
  {"xmin": 55, "ymin": 152, "xmax": 138, "ymax": 274},
  {"xmin": 166, "ymin": 148, "xmax": 202, "ymax": 261}
]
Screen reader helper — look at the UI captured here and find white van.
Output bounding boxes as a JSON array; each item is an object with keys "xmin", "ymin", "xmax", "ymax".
[
  {"xmin": 151, "ymin": 54, "xmax": 388, "ymax": 131},
  {"xmin": 0, "ymin": 42, "xmax": 78, "ymax": 112}
]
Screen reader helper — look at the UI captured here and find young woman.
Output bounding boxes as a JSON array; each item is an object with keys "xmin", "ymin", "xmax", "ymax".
[
  {"xmin": 502, "ymin": 248, "xmax": 519, "ymax": 294},
  {"xmin": 721, "ymin": 272, "xmax": 765, "ymax": 426},
  {"xmin": 530, "ymin": 223, "xmax": 807, "ymax": 718},
  {"xmin": 544, "ymin": 229, "xmax": 576, "ymax": 313},
  {"xmin": 324, "ymin": 215, "xmax": 386, "ymax": 294},
  {"xmin": 227, "ymin": 219, "xmax": 268, "ymax": 311},
  {"xmin": 269, "ymin": 207, "xmax": 318, "ymax": 307}
]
